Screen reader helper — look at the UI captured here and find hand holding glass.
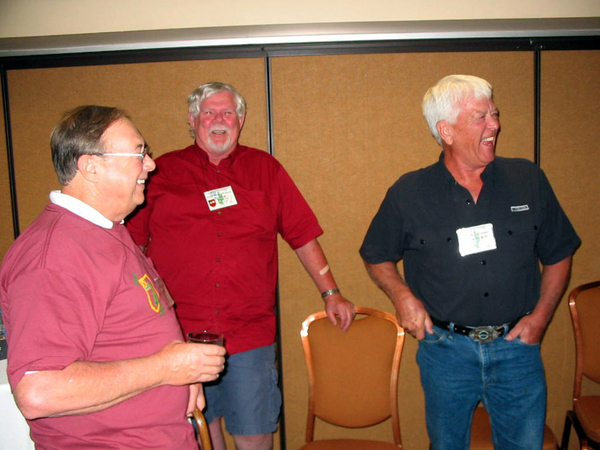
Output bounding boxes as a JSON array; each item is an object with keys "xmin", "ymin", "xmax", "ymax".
[{"xmin": 187, "ymin": 331, "xmax": 224, "ymax": 346}]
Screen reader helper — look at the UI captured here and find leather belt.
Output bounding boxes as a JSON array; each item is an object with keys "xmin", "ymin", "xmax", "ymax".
[{"xmin": 430, "ymin": 316, "xmax": 520, "ymax": 343}]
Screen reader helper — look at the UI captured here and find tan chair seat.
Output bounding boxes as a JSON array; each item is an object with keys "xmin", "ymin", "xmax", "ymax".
[
  {"xmin": 574, "ymin": 396, "xmax": 600, "ymax": 443},
  {"xmin": 300, "ymin": 439, "xmax": 401, "ymax": 450}
]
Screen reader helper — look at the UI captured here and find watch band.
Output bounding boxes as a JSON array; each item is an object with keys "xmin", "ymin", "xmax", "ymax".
[{"xmin": 321, "ymin": 288, "xmax": 340, "ymax": 299}]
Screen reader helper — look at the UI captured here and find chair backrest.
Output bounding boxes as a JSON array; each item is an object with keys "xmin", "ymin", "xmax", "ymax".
[
  {"xmin": 300, "ymin": 306, "xmax": 405, "ymax": 445},
  {"xmin": 568, "ymin": 281, "xmax": 600, "ymax": 400}
]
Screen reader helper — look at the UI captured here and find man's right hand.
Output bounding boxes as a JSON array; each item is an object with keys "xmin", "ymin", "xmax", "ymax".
[
  {"xmin": 393, "ymin": 293, "xmax": 433, "ymax": 341},
  {"xmin": 363, "ymin": 261, "xmax": 433, "ymax": 341},
  {"xmin": 157, "ymin": 341, "xmax": 226, "ymax": 386}
]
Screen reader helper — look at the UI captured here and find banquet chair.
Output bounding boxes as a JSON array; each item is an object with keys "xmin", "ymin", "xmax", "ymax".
[
  {"xmin": 192, "ymin": 408, "xmax": 212, "ymax": 450},
  {"xmin": 470, "ymin": 404, "xmax": 558, "ymax": 449},
  {"xmin": 561, "ymin": 281, "xmax": 600, "ymax": 450},
  {"xmin": 300, "ymin": 307, "xmax": 405, "ymax": 449}
]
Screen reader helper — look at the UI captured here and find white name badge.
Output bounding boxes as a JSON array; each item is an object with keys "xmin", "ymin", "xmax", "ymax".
[
  {"xmin": 204, "ymin": 186, "xmax": 238, "ymax": 211},
  {"xmin": 456, "ymin": 223, "xmax": 497, "ymax": 257}
]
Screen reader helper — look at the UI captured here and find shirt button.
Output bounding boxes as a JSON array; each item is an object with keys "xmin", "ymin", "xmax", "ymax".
[
  {"xmin": 216, "ymin": 170, "xmax": 221, "ymax": 174},
  {"xmin": 466, "ymin": 199, "xmax": 472, "ymax": 205},
  {"xmin": 215, "ymin": 310, "xmax": 219, "ymax": 314},
  {"xmin": 216, "ymin": 258, "xmax": 220, "ymax": 262},
  {"xmin": 507, "ymin": 230, "xmax": 513, "ymax": 235},
  {"xmin": 483, "ymin": 292, "xmax": 489, "ymax": 297},
  {"xmin": 215, "ymin": 284, "xmax": 220, "ymax": 288},
  {"xmin": 447, "ymin": 237, "xmax": 452, "ymax": 243},
  {"xmin": 420, "ymin": 239, "xmax": 426, "ymax": 244},
  {"xmin": 480, "ymin": 260, "xmax": 486, "ymax": 265},
  {"xmin": 217, "ymin": 233, "xmax": 222, "ymax": 237},
  {"xmin": 217, "ymin": 211, "xmax": 222, "ymax": 215}
]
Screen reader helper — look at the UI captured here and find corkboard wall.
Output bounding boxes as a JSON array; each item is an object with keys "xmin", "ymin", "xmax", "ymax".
[
  {"xmin": 539, "ymin": 50, "xmax": 600, "ymax": 450},
  {"xmin": 1, "ymin": 49, "xmax": 598, "ymax": 449},
  {"xmin": 271, "ymin": 51, "xmax": 535, "ymax": 449},
  {"xmin": 1, "ymin": 57, "xmax": 268, "ymax": 449},
  {"xmin": 4, "ymin": 58, "xmax": 268, "ymax": 233}
]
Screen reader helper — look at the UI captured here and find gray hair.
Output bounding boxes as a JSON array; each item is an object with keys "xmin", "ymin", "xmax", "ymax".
[
  {"xmin": 51, "ymin": 105, "xmax": 128, "ymax": 185},
  {"xmin": 422, "ymin": 75, "xmax": 493, "ymax": 146},
  {"xmin": 188, "ymin": 82, "xmax": 246, "ymax": 118}
]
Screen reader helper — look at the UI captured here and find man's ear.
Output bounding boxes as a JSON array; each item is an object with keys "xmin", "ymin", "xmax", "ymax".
[
  {"xmin": 437, "ymin": 121, "xmax": 453, "ymax": 146},
  {"xmin": 77, "ymin": 154, "xmax": 100, "ymax": 183},
  {"xmin": 238, "ymin": 114, "xmax": 246, "ymax": 131},
  {"xmin": 188, "ymin": 113, "xmax": 196, "ymax": 129}
]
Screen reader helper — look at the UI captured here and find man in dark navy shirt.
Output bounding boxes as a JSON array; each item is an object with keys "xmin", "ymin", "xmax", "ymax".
[{"xmin": 360, "ymin": 75, "xmax": 580, "ymax": 449}]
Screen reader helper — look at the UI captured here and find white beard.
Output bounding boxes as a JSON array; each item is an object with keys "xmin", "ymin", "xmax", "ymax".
[{"xmin": 207, "ymin": 126, "xmax": 231, "ymax": 152}]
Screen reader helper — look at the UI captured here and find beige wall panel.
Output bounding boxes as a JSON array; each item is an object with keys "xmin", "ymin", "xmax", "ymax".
[
  {"xmin": 272, "ymin": 51, "xmax": 533, "ymax": 448},
  {"xmin": 6, "ymin": 58, "xmax": 267, "ymax": 235},
  {"xmin": 540, "ymin": 50, "xmax": 600, "ymax": 450},
  {"xmin": 0, "ymin": 84, "xmax": 13, "ymax": 262}
]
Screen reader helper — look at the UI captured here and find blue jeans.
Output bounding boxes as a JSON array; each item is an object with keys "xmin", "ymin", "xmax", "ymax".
[{"xmin": 417, "ymin": 325, "xmax": 547, "ymax": 450}]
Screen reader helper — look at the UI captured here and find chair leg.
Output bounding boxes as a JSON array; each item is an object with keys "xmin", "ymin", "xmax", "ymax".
[{"xmin": 561, "ymin": 412, "xmax": 572, "ymax": 450}]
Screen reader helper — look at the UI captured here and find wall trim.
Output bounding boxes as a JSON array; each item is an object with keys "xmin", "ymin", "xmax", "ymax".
[{"xmin": 1, "ymin": 18, "xmax": 599, "ymax": 58}]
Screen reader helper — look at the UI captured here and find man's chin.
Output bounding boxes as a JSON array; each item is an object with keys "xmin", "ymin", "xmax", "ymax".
[{"xmin": 208, "ymin": 142, "xmax": 232, "ymax": 153}]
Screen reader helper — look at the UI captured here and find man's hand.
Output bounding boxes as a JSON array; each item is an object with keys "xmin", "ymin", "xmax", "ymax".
[
  {"xmin": 363, "ymin": 260, "xmax": 432, "ymax": 340},
  {"xmin": 505, "ymin": 313, "xmax": 547, "ymax": 344},
  {"xmin": 324, "ymin": 294, "xmax": 355, "ymax": 331},
  {"xmin": 157, "ymin": 340, "xmax": 226, "ymax": 387},
  {"xmin": 506, "ymin": 256, "xmax": 573, "ymax": 344},
  {"xmin": 393, "ymin": 292, "xmax": 433, "ymax": 341}
]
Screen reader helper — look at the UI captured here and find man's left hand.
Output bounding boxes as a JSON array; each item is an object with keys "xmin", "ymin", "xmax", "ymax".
[
  {"xmin": 505, "ymin": 313, "xmax": 548, "ymax": 344},
  {"xmin": 324, "ymin": 294, "xmax": 355, "ymax": 332}
]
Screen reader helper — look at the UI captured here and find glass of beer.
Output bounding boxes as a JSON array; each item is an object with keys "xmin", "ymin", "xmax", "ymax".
[{"xmin": 187, "ymin": 331, "xmax": 224, "ymax": 346}]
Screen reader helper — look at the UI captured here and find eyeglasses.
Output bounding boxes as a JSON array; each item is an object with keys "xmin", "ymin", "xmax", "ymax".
[{"xmin": 96, "ymin": 146, "xmax": 149, "ymax": 159}]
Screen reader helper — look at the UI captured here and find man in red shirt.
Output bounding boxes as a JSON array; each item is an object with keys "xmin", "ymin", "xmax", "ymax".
[
  {"xmin": 0, "ymin": 106, "xmax": 226, "ymax": 449},
  {"xmin": 126, "ymin": 82, "xmax": 355, "ymax": 449}
]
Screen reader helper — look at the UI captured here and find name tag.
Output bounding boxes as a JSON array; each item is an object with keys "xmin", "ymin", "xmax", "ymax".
[
  {"xmin": 204, "ymin": 186, "xmax": 238, "ymax": 211},
  {"xmin": 456, "ymin": 223, "xmax": 497, "ymax": 257}
]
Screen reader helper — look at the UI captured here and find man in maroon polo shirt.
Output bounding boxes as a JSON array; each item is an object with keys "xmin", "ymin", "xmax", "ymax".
[{"xmin": 126, "ymin": 82, "xmax": 355, "ymax": 450}]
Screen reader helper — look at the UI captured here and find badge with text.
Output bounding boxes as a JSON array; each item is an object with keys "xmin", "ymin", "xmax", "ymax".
[
  {"xmin": 456, "ymin": 223, "xmax": 497, "ymax": 257},
  {"xmin": 204, "ymin": 186, "xmax": 238, "ymax": 211}
]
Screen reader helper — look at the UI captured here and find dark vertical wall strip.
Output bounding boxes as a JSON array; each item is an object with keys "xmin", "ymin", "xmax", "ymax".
[
  {"xmin": 265, "ymin": 55, "xmax": 287, "ymax": 450},
  {"xmin": 1, "ymin": 67, "xmax": 19, "ymax": 238},
  {"xmin": 534, "ymin": 44, "xmax": 542, "ymax": 165}
]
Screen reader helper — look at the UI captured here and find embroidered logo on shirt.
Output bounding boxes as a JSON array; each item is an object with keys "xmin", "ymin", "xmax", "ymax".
[
  {"xmin": 510, "ymin": 205, "xmax": 530, "ymax": 212},
  {"xmin": 135, "ymin": 274, "xmax": 164, "ymax": 315}
]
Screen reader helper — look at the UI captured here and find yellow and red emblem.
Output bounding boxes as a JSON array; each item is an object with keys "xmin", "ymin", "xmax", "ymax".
[{"xmin": 137, "ymin": 274, "xmax": 164, "ymax": 314}]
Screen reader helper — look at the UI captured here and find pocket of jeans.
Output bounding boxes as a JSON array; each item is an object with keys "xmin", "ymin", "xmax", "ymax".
[
  {"xmin": 510, "ymin": 336, "xmax": 540, "ymax": 347},
  {"xmin": 420, "ymin": 327, "xmax": 449, "ymax": 345}
]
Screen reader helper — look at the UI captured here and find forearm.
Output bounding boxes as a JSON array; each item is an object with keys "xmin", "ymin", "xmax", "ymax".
[
  {"xmin": 364, "ymin": 260, "xmax": 431, "ymax": 339},
  {"xmin": 506, "ymin": 256, "xmax": 573, "ymax": 343},
  {"xmin": 14, "ymin": 340, "xmax": 225, "ymax": 419},
  {"xmin": 532, "ymin": 256, "xmax": 573, "ymax": 325},
  {"xmin": 294, "ymin": 239, "xmax": 339, "ymax": 293},
  {"xmin": 363, "ymin": 261, "xmax": 412, "ymax": 307},
  {"xmin": 296, "ymin": 239, "xmax": 355, "ymax": 330},
  {"xmin": 15, "ymin": 355, "xmax": 165, "ymax": 419}
]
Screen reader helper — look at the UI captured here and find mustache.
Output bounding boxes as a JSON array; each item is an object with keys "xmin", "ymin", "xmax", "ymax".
[{"xmin": 209, "ymin": 125, "xmax": 230, "ymax": 133}]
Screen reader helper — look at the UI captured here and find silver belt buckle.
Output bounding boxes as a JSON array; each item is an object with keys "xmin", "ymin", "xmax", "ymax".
[{"xmin": 468, "ymin": 326, "xmax": 500, "ymax": 343}]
